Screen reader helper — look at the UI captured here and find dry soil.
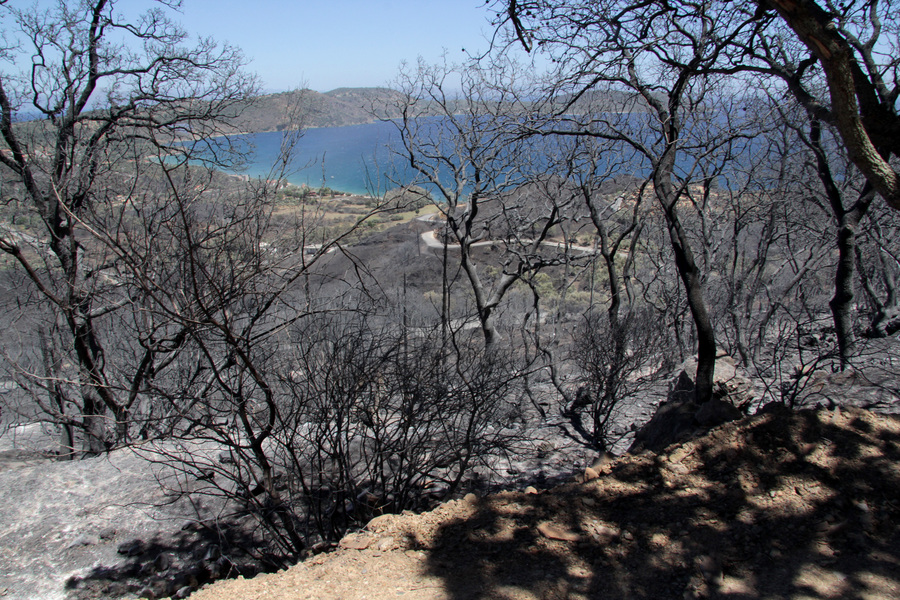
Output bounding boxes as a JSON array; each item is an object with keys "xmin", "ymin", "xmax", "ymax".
[{"xmin": 184, "ymin": 405, "xmax": 900, "ymax": 600}]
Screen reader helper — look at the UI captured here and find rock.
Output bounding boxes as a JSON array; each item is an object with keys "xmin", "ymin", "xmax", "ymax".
[
  {"xmin": 366, "ymin": 513, "xmax": 396, "ymax": 531},
  {"xmin": 680, "ymin": 354, "xmax": 754, "ymax": 407},
  {"xmin": 205, "ymin": 560, "xmax": 222, "ymax": 580},
  {"xmin": 630, "ymin": 397, "xmax": 699, "ymax": 453},
  {"xmin": 791, "ymin": 368, "xmax": 900, "ymax": 412},
  {"xmin": 537, "ymin": 521, "xmax": 582, "ymax": 542},
  {"xmin": 174, "ymin": 585, "xmax": 193, "ymax": 599},
  {"xmin": 695, "ymin": 399, "xmax": 742, "ymax": 427},
  {"xmin": 67, "ymin": 534, "xmax": 100, "ymax": 548},
  {"xmin": 140, "ymin": 561, "xmax": 157, "ymax": 576},
  {"xmin": 202, "ymin": 544, "xmax": 221, "ymax": 562},
  {"xmin": 98, "ymin": 527, "xmax": 117, "ymax": 540},
  {"xmin": 666, "ymin": 462, "xmax": 690, "ymax": 475},
  {"xmin": 463, "ymin": 492, "xmax": 479, "ymax": 505},
  {"xmin": 148, "ymin": 580, "xmax": 173, "ymax": 599},
  {"xmin": 217, "ymin": 554, "xmax": 234, "ymax": 570},
  {"xmin": 668, "ymin": 447, "xmax": 690, "ymax": 463},
  {"xmin": 591, "ymin": 451, "xmax": 615, "ymax": 469},
  {"xmin": 117, "ymin": 539, "xmax": 144, "ymax": 556},
  {"xmin": 183, "ymin": 562, "xmax": 210, "ymax": 586},
  {"xmin": 136, "ymin": 587, "xmax": 156, "ymax": 600},
  {"xmin": 583, "ymin": 467, "xmax": 600, "ymax": 481},
  {"xmin": 669, "ymin": 370, "xmax": 697, "ymax": 403},
  {"xmin": 119, "ymin": 561, "xmax": 142, "ymax": 577},
  {"xmin": 799, "ymin": 333, "xmax": 822, "ymax": 348},
  {"xmin": 592, "ymin": 524, "xmax": 618, "ymax": 543},
  {"xmin": 867, "ymin": 305, "xmax": 900, "ymax": 337},
  {"xmin": 629, "ymin": 355, "xmax": 751, "ymax": 453},
  {"xmin": 757, "ymin": 401, "xmax": 792, "ymax": 416},
  {"xmin": 154, "ymin": 552, "xmax": 173, "ymax": 572},
  {"xmin": 696, "ymin": 554, "xmax": 723, "ymax": 583},
  {"xmin": 339, "ymin": 533, "xmax": 372, "ymax": 550},
  {"xmin": 375, "ymin": 536, "xmax": 396, "ymax": 551},
  {"xmin": 524, "ymin": 486, "xmax": 539, "ymax": 495}
]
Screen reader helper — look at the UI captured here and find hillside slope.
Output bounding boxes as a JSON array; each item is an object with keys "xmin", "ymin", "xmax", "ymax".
[
  {"xmin": 187, "ymin": 406, "xmax": 900, "ymax": 600},
  {"xmin": 231, "ymin": 88, "xmax": 406, "ymax": 132},
  {"xmin": 227, "ymin": 87, "xmax": 649, "ymax": 134}
]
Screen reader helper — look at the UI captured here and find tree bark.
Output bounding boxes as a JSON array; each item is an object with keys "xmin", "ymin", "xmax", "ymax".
[
  {"xmin": 764, "ymin": 0, "xmax": 900, "ymax": 209},
  {"xmin": 808, "ymin": 119, "xmax": 876, "ymax": 368},
  {"xmin": 830, "ymin": 221, "xmax": 859, "ymax": 369},
  {"xmin": 654, "ymin": 152, "xmax": 716, "ymax": 404}
]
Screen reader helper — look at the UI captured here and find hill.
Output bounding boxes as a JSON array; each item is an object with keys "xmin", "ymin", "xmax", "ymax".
[
  {"xmin": 226, "ymin": 87, "xmax": 650, "ymax": 134},
  {"xmin": 230, "ymin": 88, "xmax": 407, "ymax": 132},
  {"xmin": 4, "ymin": 87, "xmax": 649, "ymax": 140},
  {"xmin": 188, "ymin": 405, "xmax": 900, "ymax": 600}
]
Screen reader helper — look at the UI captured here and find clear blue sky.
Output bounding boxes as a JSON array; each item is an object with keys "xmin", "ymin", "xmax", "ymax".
[{"xmin": 176, "ymin": 0, "xmax": 503, "ymax": 93}]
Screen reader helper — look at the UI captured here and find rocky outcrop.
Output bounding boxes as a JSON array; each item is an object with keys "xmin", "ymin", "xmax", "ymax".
[
  {"xmin": 679, "ymin": 354, "xmax": 754, "ymax": 407},
  {"xmin": 791, "ymin": 367, "xmax": 900, "ymax": 413},
  {"xmin": 629, "ymin": 354, "xmax": 752, "ymax": 454}
]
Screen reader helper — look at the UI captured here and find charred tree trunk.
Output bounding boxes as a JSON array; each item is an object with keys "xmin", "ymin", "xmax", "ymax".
[
  {"xmin": 39, "ymin": 329, "xmax": 75, "ymax": 459},
  {"xmin": 654, "ymin": 153, "xmax": 716, "ymax": 404},
  {"xmin": 830, "ymin": 220, "xmax": 860, "ymax": 368},
  {"xmin": 809, "ymin": 119, "xmax": 876, "ymax": 369},
  {"xmin": 858, "ymin": 233, "xmax": 900, "ymax": 337}
]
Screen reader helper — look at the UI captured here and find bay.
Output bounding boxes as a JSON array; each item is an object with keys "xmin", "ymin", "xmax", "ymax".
[
  {"xmin": 222, "ymin": 114, "xmax": 759, "ymax": 198},
  {"xmin": 230, "ymin": 121, "xmax": 408, "ymax": 196}
]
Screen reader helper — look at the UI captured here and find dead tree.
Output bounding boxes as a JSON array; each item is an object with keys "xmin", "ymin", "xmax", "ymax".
[
  {"xmin": 0, "ymin": 0, "xmax": 257, "ymax": 453},
  {"xmin": 390, "ymin": 59, "xmax": 581, "ymax": 351},
  {"xmin": 493, "ymin": 1, "xmax": 769, "ymax": 403}
]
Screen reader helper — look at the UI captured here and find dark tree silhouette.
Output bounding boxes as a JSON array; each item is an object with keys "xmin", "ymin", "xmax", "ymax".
[{"xmin": 0, "ymin": 0, "xmax": 257, "ymax": 453}]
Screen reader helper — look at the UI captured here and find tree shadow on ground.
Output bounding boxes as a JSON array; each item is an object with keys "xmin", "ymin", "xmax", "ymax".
[
  {"xmin": 63, "ymin": 519, "xmax": 279, "ymax": 600},
  {"xmin": 422, "ymin": 406, "xmax": 900, "ymax": 599}
]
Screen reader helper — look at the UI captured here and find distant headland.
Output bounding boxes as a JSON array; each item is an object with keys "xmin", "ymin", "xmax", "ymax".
[
  {"xmin": 230, "ymin": 87, "xmax": 407, "ymax": 133},
  {"xmin": 227, "ymin": 87, "xmax": 645, "ymax": 135}
]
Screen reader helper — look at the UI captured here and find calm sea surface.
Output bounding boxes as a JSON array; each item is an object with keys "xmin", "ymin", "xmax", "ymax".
[
  {"xmin": 227, "ymin": 116, "xmax": 757, "ymax": 197},
  {"xmin": 232, "ymin": 122, "xmax": 408, "ymax": 196}
]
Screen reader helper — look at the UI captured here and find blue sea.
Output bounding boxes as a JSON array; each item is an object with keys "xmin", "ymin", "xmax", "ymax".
[
  {"xmin": 221, "ymin": 116, "xmax": 759, "ymax": 197},
  {"xmin": 228, "ymin": 121, "xmax": 409, "ymax": 196}
]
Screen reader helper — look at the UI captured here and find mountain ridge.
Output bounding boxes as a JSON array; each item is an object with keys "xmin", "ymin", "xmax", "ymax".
[
  {"xmin": 229, "ymin": 86, "xmax": 649, "ymax": 135},
  {"xmin": 231, "ymin": 87, "xmax": 406, "ymax": 133}
]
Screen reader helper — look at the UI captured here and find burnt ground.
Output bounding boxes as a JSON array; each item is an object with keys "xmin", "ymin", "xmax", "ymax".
[
  {"xmin": 189, "ymin": 406, "xmax": 900, "ymax": 600},
  {"xmin": 0, "ymin": 427, "xmax": 282, "ymax": 600},
  {"xmin": 2, "ymin": 382, "xmax": 899, "ymax": 600},
  {"xmin": 0, "ymin": 383, "xmax": 652, "ymax": 600},
  {"xmin": 2, "ymin": 222, "xmax": 900, "ymax": 599}
]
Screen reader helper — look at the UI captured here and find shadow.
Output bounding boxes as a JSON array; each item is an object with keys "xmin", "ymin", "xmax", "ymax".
[
  {"xmin": 423, "ymin": 406, "xmax": 900, "ymax": 599},
  {"xmin": 64, "ymin": 518, "xmax": 281, "ymax": 600}
]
